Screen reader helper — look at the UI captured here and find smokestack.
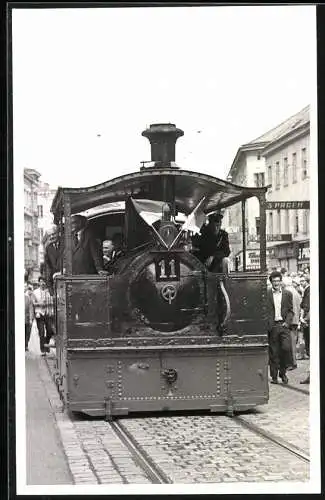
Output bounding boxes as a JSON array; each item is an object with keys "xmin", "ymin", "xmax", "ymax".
[{"xmin": 141, "ymin": 123, "xmax": 184, "ymax": 168}]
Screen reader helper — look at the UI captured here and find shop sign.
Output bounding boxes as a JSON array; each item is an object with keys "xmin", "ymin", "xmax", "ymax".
[
  {"xmin": 273, "ymin": 244, "xmax": 297, "ymax": 259},
  {"xmin": 248, "ymin": 234, "xmax": 292, "ymax": 242},
  {"xmin": 228, "ymin": 232, "xmax": 242, "ymax": 244},
  {"xmin": 298, "ymin": 243, "xmax": 310, "ymax": 261},
  {"xmin": 235, "ymin": 247, "xmax": 275, "ymax": 270},
  {"xmin": 265, "ymin": 201, "xmax": 310, "ymax": 210}
]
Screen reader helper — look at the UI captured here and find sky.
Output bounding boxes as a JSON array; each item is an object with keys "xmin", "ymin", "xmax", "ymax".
[{"xmin": 12, "ymin": 5, "xmax": 317, "ymax": 189}]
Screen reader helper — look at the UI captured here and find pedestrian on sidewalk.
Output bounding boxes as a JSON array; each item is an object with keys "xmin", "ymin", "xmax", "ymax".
[
  {"xmin": 24, "ymin": 283, "xmax": 34, "ymax": 351},
  {"xmin": 31, "ymin": 276, "xmax": 55, "ymax": 356},
  {"xmin": 283, "ymin": 277, "xmax": 302, "ymax": 370},
  {"xmin": 267, "ymin": 271, "xmax": 294, "ymax": 385},
  {"xmin": 300, "ymin": 272, "xmax": 310, "ymax": 385}
]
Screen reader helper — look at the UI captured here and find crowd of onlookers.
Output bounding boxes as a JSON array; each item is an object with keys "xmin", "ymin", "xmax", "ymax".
[{"xmin": 267, "ymin": 266, "xmax": 310, "ymax": 385}]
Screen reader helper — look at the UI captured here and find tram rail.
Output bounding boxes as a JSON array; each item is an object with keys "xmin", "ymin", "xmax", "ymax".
[
  {"xmin": 280, "ymin": 383, "xmax": 309, "ymax": 396},
  {"xmin": 108, "ymin": 420, "xmax": 171, "ymax": 484},
  {"xmin": 233, "ymin": 416, "xmax": 310, "ymax": 464}
]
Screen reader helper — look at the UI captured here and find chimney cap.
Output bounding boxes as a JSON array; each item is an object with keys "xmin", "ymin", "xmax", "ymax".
[{"xmin": 142, "ymin": 123, "xmax": 184, "ymax": 139}]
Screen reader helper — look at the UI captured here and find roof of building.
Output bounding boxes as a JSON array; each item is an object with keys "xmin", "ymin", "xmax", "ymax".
[
  {"xmin": 24, "ymin": 168, "xmax": 41, "ymax": 181},
  {"xmin": 248, "ymin": 105, "xmax": 310, "ymax": 145},
  {"xmin": 227, "ymin": 105, "xmax": 310, "ymax": 181}
]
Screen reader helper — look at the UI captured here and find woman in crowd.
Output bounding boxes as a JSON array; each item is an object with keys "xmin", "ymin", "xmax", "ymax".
[{"xmin": 24, "ymin": 283, "xmax": 34, "ymax": 351}]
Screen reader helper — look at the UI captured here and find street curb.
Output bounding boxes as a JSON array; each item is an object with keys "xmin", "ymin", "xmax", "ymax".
[{"xmin": 38, "ymin": 357, "xmax": 98, "ymax": 484}]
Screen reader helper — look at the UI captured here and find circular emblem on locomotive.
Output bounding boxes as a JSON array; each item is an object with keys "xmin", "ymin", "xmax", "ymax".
[{"xmin": 161, "ymin": 284, "xmax": 177, "ymax": 304}]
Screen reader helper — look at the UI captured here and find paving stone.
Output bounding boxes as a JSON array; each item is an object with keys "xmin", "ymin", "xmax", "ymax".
[
  {"xmin": 73, "ymin": 476, "xmax": 97, "ymax": 482},
  {"xmin": 74, "ymin": 479, "xmax": 97, "ymax": 484},
  {"xmin": 98, "ymin": 474, "xmax": 124, "ymax": 480}
]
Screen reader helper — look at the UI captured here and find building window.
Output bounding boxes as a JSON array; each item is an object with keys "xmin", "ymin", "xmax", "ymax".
[
  {"xmin": 257, "ymin": 152, "xmax": 261, "ymax": 160},
  {"xmin": 269, "ymin": 211, "xmax": 273, "ymax": 235},
  {"xmin": 292, "ymin": 152, "xmax": 297, "ymax": 183},
  {"xmin": 25, "ymin": 245, "xmax": 30, "ymax": 261},
  {"xmin": 25, "ymin": 220, "xmax": 32, "ymax": 235},
  {"xmin": 39, "ymin": 228, "xmax": 44, "ymax": 241},
  {"xmin": 38, "ymin": 205, "xmax": 43, "ymax": 217},
  {"xmin": 25, "ymin": 190, "xmax": 32, "ymax": 210},
  {"xmin": 284, "ymin": 209, "xmax": 289, "ymax": 234},
  {"xmin": 275, "ymin": 161, "xmax": 280, "ymax": 189},
  {"xmin": 283, "ymin": 157, "xmax": 288, "ymax": 186},
  {"xmin": 277, "ymin": 209, "xmax": 281, "ymax": 235},
  {"xmin": 253, "ymin": 173, "xmax": 265, "ymax": 187},
  {"xmin": 302, "ymin": 209, "xmax": 309, "ymax": 234},
  {"xmin": 267, "ymin": 166, "xmax": 272, "ymax": 187},
  {"xmin": 295, "ymin": 210, "xmax": 299, "ymax": 234},
  {"xmin": 301, "ymin": 147, "xmax": 308, "ymax": 179},
  {"xmin": 255, "ymin": 217, "xmax": 260, "ymax": 238}
]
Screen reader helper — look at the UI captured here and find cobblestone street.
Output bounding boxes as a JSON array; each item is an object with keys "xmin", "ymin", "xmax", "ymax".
[
  {"xmin": 25, "ymin": 354, "xmax": 311, "ymax": 486},
  {"xmin": 121, "ymin": 414, "xmax": 309, "ymax": 483},
  {"xmin": 239, "ymin": 379, "xmax": 309, "ymax": 454}
]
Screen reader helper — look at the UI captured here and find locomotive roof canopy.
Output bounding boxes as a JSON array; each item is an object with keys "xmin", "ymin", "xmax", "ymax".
[{"xmin": 51, "ymin": 168, "xmax": 267, "ymax": 218}]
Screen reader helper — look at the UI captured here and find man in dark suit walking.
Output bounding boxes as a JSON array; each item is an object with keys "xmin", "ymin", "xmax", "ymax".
[
  {"xmin": 71, "ymin": 215, "xmax": 107, "ymax": 275},
  {"xmin": 267, "ymin": 270, "xmax": 294, "ymax": 384},
  {"xmin": 44, "ymin": 225, "xmax": 61, "ymax": 294},
  {"xmin": 192, "ymin": 211, "xmax": 230, "ymax": 273}
]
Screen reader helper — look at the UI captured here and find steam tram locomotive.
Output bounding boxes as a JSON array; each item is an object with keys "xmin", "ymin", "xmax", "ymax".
[{"xmin": 51, "ymin": 123, "xmax": 269, "ymax": 418}]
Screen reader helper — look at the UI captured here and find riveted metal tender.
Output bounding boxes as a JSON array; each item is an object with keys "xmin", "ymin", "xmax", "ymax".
[{"xmin": 50, "ymin": 122, "xmax": 269, "ymax": 418}]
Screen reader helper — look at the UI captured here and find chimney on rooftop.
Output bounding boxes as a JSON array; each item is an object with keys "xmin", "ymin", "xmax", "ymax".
[{"xmin": 141, "ymin": 123, "xmax": 184, "ymax": 168}]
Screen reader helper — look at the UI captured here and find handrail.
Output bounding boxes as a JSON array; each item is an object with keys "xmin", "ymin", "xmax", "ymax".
[{"xmin": 219, "ymin": 279, "xmax": 231, "ymax": 327}]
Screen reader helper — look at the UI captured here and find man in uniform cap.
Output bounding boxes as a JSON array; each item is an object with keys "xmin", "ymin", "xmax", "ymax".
[{"xmin": 193, "ymin": 210, "xmax": 230, "ymax": 273}]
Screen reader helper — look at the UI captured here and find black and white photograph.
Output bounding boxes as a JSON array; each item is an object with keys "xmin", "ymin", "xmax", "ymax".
[{"xmin": 10, "ymin": 3, "xmax": 320, "ymax": 495}]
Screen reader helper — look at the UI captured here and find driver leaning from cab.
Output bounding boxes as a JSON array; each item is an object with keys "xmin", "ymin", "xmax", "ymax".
[
  {"xmin": 193, "ymin": 211, "xmax": 230, "ymax": 273},
  {"xmin": 71, "ymin": 214, "xmax": 107, "ymax": 276}
]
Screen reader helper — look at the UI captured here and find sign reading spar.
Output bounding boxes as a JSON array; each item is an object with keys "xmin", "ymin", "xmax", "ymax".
[{"xmin": 265, "ymin": 201, "xmax": 310, "ymax": 210}]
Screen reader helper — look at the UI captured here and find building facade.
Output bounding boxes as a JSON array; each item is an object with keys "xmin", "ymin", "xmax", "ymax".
[
  {"xmin": 225, "ymin": 142, "xmax": 268, "ymax": 268},
  {"xmin": 24, "ymin": 168, "xmax": 41, "ymax": 282},
  {"xmin": 37, "ymin": 181, "xmax": 58, "ymax": 269},
  {"xmin": 263, "ymin": 110, "xmax": 310, "ymax": 272},
  {"xmin": 225, "ymin": 105, "xmax": 310, "ymax": 272}
]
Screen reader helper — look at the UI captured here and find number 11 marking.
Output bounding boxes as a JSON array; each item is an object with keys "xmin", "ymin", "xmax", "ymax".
[
  {"xmin": 158, "ymin": 259, "xmax": 167, "ymax": 278},
  {"xmin": 169, "ymin": 259, "xmax": 177, "ymax": 278}
]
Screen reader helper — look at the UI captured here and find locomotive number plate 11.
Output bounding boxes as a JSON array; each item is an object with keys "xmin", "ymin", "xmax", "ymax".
[{"xmin": 154, "ymin": 254, "xmax": 180, "ymax": 282}]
